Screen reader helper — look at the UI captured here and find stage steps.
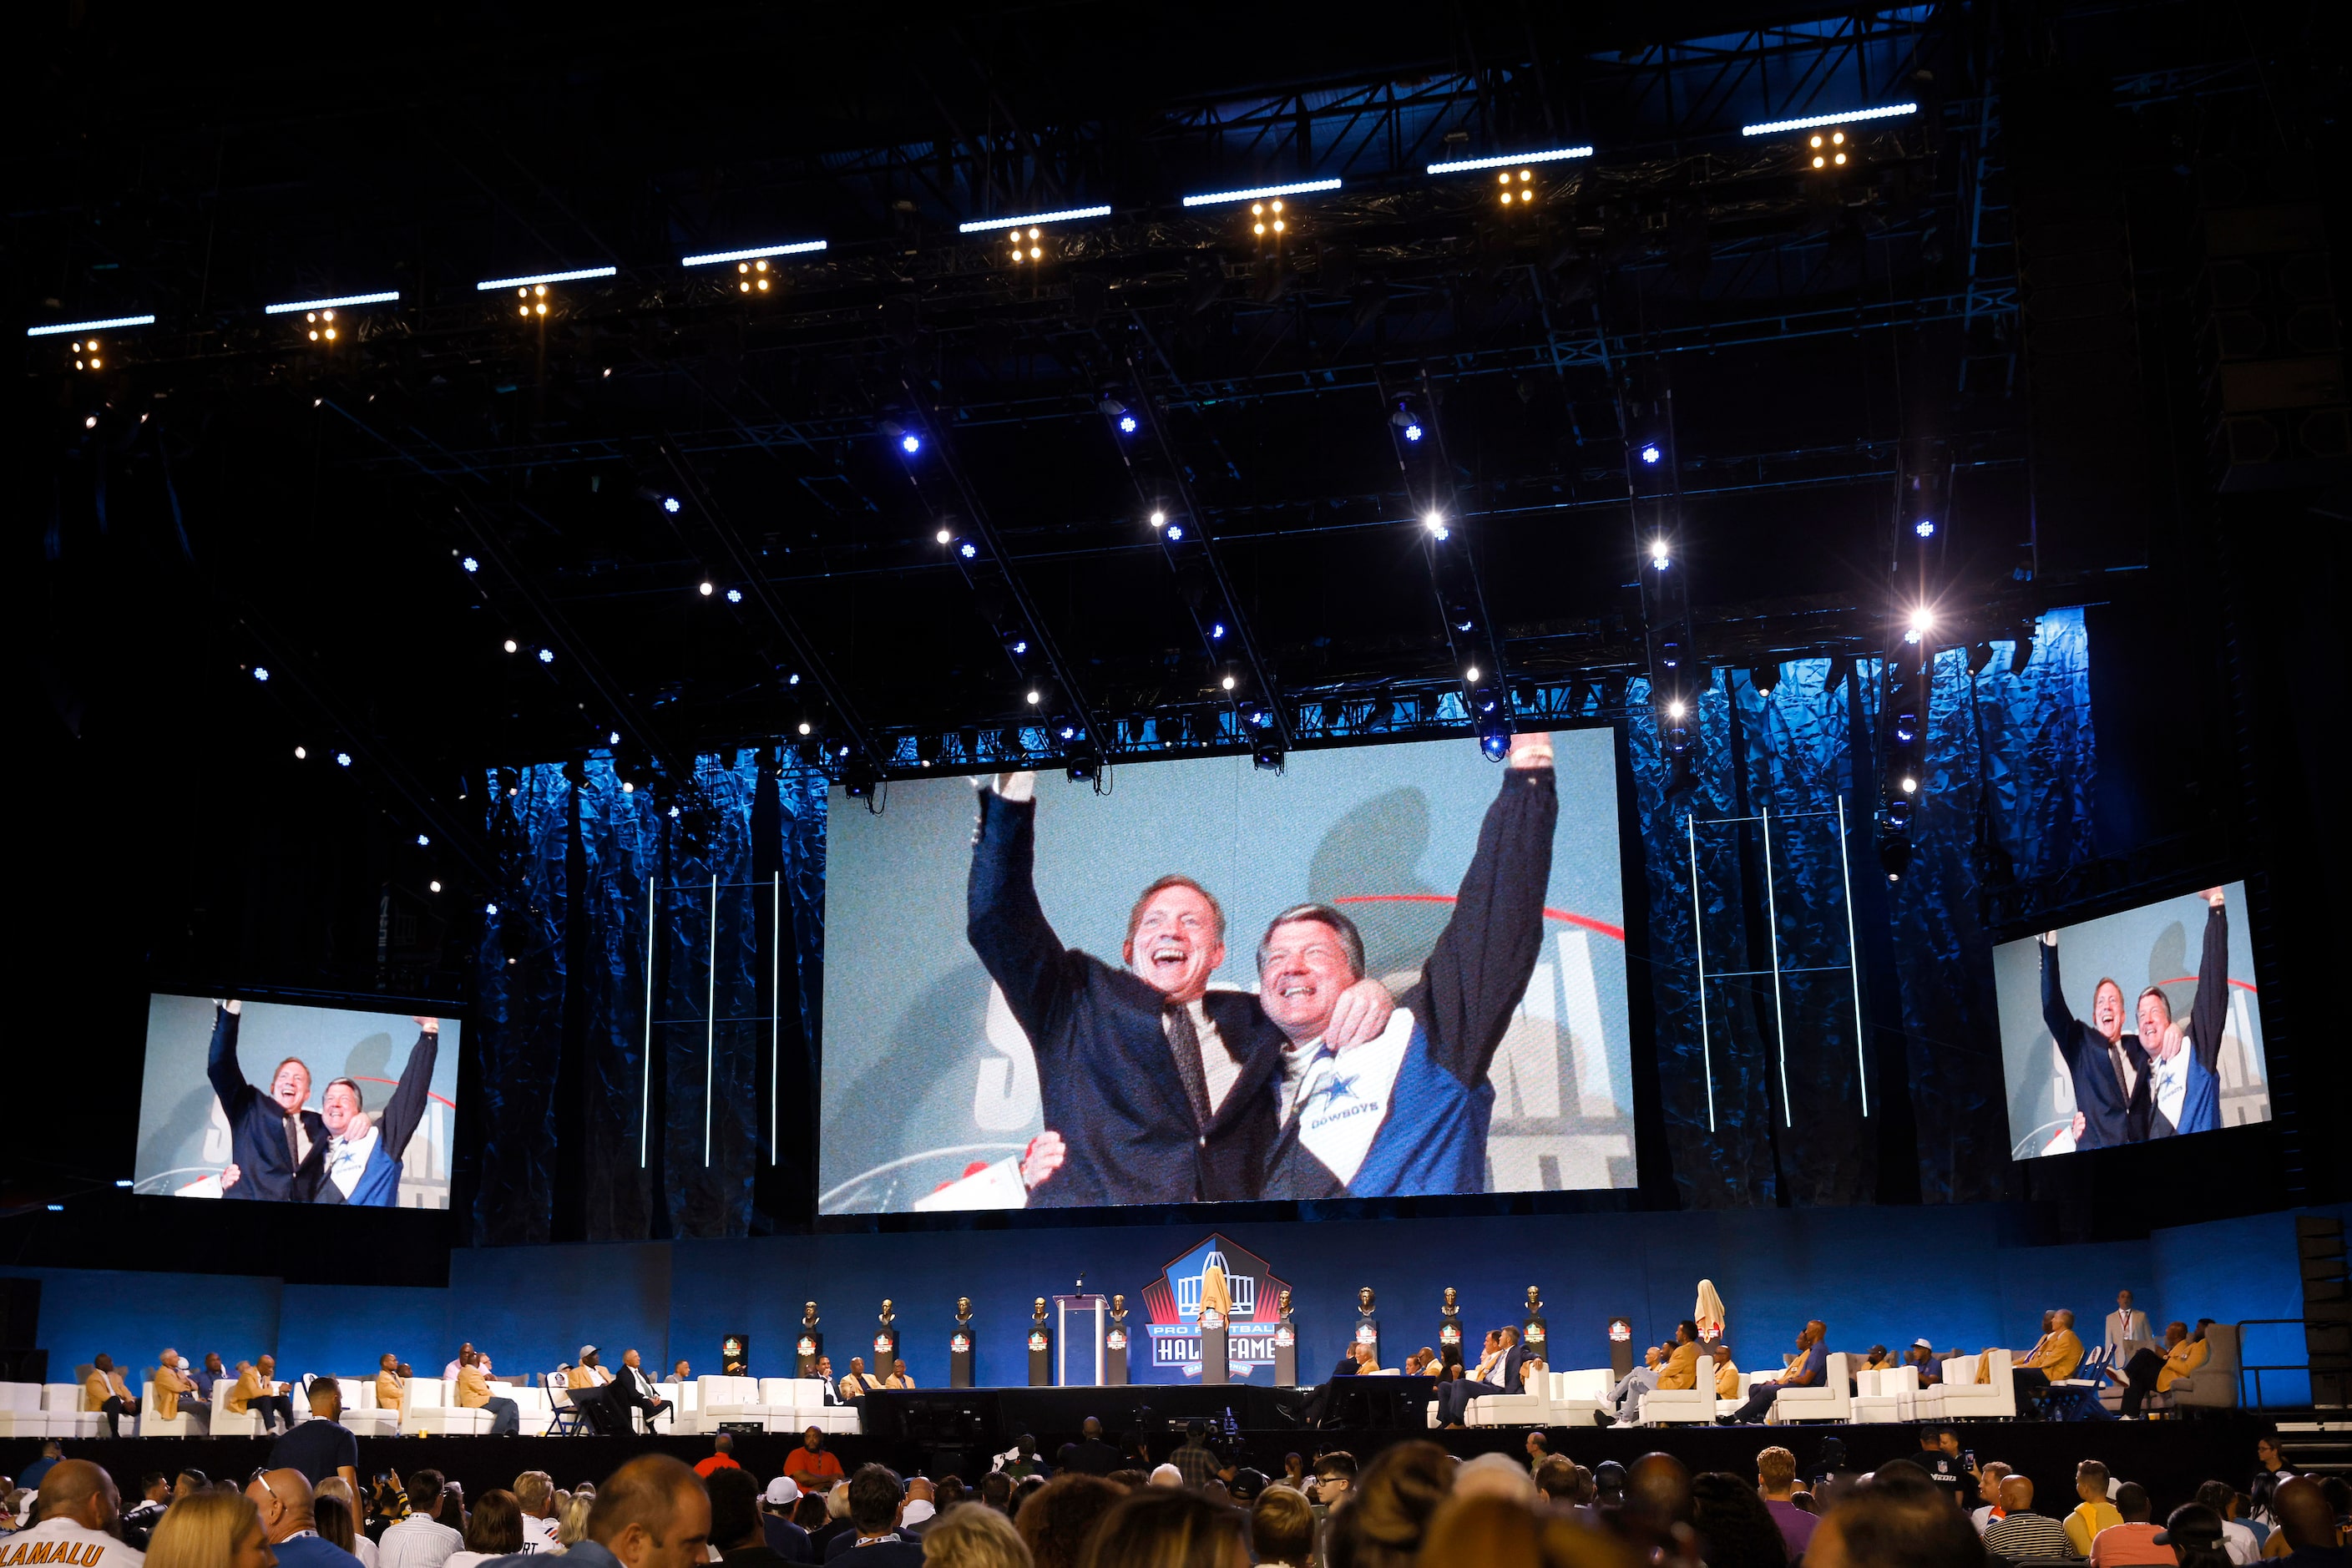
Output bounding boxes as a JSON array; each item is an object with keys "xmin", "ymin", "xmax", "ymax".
[
  {"xmin": 2272, "ymin": 1411, "xmax": 2352, "ymax": 1478},
  {"xmin": 2297, "ymin": 1216, "xmax": 2349, "ymax": 1409}
]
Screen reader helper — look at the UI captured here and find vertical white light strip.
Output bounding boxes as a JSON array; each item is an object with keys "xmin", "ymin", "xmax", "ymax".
[
  {"xmin": 641, "ymin": 875, "xmax": 655, "ymax": 1169},
  {"xmin": 771, "ymin": 870, "xmax": 781, "ymax": 1164},
  {"xmin": 1761, "ymin": 806, "xmax": 1792, "ymax": 1125},
  {"xmin": 1687, "ymin": 814, "xmax": 1715, "ymax": 1133},
  {"xmin": 1839, "ymin": 794, "xmax": 1869, "ymax": 1116},
  {"xmin": 705, "ymin": 873, "xmax": 718, "ymax": 1167}
]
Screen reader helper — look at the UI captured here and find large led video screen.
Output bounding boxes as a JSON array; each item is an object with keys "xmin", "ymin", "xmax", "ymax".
[
  {"xmin": 1992, "ymin": 882, "xmax": 2268, "ymax": 1159},
  {"xmin": 134, "ymin": 995, "xmax": 460, "ymax": 1206},
  {"xmin": 820, "ymin": 729, "xmax": 1635, "ymax": 1212}
]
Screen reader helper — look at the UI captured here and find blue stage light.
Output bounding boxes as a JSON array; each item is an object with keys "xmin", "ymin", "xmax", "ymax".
[
  {"xmin": 1640, "ymin": 443, "xmax": 1662, "ymax": 464},
  {"xmin": 1914, "ymin": 518, "xmax": 1936, "ymax": 538},
  {"xmin": 462, "ymin": 556, "xmax": 479, "ymax": 573},
  {"xmin": 1181, "ymin": 178, "xmax": 1340, "ymax": 209},
  {"xmin": 253, "ymin": 666, "xmax": 271, "ymax": 682},
  {"xmin": 726, "ymin": 588, "xmax": 742, "ymax": 603},
  {"xmin": 1117, "ymin": 412, "xmax": 1139, "ymax": 434},
  {"xmin": 1743, "ymin": 103, "xmax": 1917, "ymax": 137},
  {"xmin": 1427, "ymin": 145, "xmax": 1595, "ymax": 175},
  {"xmin": 1012, "ymin": 640, "xmax": 1029, "ymax": 655},
  {"xmin": 335, "ymin": 751, "xmax": 352, "ymax": 767},
  {"xmin": 1166, "ymin": 524, "xmax": 1184, "ymax": 540},
  {"xmin": 1404, "ymin": 421, "xmax": 1424, "ymax": 443},
  {"xmin": 680, "ymin": 240, "xmax": 827, "ymax": 266},
  {"xmin": 538, "ymin": 647, "xmax": 555, "ymax": 664},
  {"xmin": 416, "ymin": 833, "xmax": 431, "ymax": 847},
  {"xmin": 1211, "ymin": 622, "xmax": 1227, "ymax": 640},
  {"xmin": 473, "ymin": 266, "xmax": 617, "ymax": 291},
  {"xmin": 959, "ymin": 541, "xmax": 978, "ymax": 559},
  {"xmin": 487, "ymin": 902, "xmax": 500, "ymax": 916},
  {"xmin": 663, "ymin": 497, "xmax": 682, "ymax": 513},
  {"xmin": 957, "ymin": 205, "xmax": 1112, "ymax": 235},
  {"xmin": 263, "ymin": 291, "xmax": 400, "ymax": 316},
  {"xmin": 26, "ymin": 314, "xmax": 155, "ymax": 338},
  {"xmin": 901, "ymin": 432, "xmax": 922, "ymax": 454}
]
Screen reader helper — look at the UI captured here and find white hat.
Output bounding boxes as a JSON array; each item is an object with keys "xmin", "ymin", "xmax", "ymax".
[
  {"xmin": 579, "ymin": 1345, "xmax": 598, "ymax": 1360},
  {"xmin": 1913, "ymin": 1338, "xmax": 1934, "ymax": 1350},
  {"xmin": 764, "ymin": 1478, "xmax": 800, "ymax": 1506}
]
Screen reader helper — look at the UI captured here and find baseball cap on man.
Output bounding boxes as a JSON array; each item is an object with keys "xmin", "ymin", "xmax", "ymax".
[
  {"xmin": 764, "ymin": 1478, "xmax": 802, "ymax": 1506},
  {"xmin": 579, "ymin": 1345, "xmax": 597, "ymax": 1359}
]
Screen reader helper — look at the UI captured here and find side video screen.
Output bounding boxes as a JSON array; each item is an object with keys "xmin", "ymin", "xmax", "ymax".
[
  {"xmin": 135, "ymin": 994, "xmax": 460, "ymax": 1206},
  {"xmin": 819, "ymin": 729, "xmax": 1635, "ymax": 1213},
  {"xmin": 1992, "ymin": 882, "xmax": 2268, "ymax": 1159}
]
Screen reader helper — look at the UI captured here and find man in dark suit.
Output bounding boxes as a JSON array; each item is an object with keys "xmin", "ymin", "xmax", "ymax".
[
  {"xmin": 608, "ymin": 1349, "xmax": 675, "ymax": 1433},
  {"xmin": 209, "ymin": 1001, "xmax": 328, "ymax": 1201},
  {"xmin": 967, "ymin": 772, "xmax": 1392, "ymax": 1206},
  {"xmin": 2039, "ymin": 930, "xmax": 2152, "ymax": 1148},
  {"xmin": 1055, "ymin": 1416, "xmax": 1121, "ymax": 1476}
]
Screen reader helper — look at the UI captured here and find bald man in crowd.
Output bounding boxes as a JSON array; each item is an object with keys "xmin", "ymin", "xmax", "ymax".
[
  {"xmin": 2266, "ymin": 1477, "xmax": 2343, "ymax": 1564},
  {"xmin": 250, "ymin": 1469, "xmax": 361, "ymax": 1568},
  {"xmin": 18, "ymin": 1460, "xmax": 149, "ymax": 1568},
  {"xmin": 567, "ymin": 1455, "xmax": 713, "ymax": 1568}
]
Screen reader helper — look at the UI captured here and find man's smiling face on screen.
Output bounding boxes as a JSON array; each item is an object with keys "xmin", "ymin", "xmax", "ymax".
[{"xmin": 1122, "ymin": 882, "xmax": 1226, "ymax": 1005}]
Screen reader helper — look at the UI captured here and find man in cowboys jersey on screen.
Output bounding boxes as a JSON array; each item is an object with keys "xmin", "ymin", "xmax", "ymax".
[
  {"xmin": 314, "ymin": 1019, "xmax": 442, "ymax": 1206},
  {"xmin": 1257, "ymin": 729, "xmax": 1557, "ymax": 1200}
]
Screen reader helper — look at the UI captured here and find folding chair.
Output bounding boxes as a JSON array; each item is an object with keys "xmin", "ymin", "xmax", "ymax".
[{"xmin": 545, "ymin": 1373, "xmax": 588, "ymax": 1435}]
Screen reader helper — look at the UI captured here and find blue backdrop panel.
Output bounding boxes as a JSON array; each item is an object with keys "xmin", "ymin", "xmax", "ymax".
[
  {"xmin": 576, "ymin": 756, "xmax": 662, "ymax": 1241},
  {"xmin": 473, "ymin": 771, "xmax": 571, "ymax": 1245},
  {"xmin": 277, "ymin": 1284, "xmax": 453, "ymax": 1381},
  {"xmin": 25, "ymin": 1266, "xmax": 284, "ymax": 1372}
]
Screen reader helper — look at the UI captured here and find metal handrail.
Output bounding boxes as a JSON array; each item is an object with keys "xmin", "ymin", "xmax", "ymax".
[{"xmin": 2233, "ymin": 1318, "xmax": 2343, "ymax": 1409}]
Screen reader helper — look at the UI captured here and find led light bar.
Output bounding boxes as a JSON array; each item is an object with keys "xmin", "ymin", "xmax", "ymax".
[
  {"xmin": 1181, "ymin": 178, "xmax": 1341, "ymax": 208},
  {"xmin": 680, "ymin": 240, "xmax": 828, "ymax": 266},
  {"xmin": 473, "ymin": 266, "xmax": 618, "ymax": 291},
  {"xmin": 27, "ymin": 314, "xmax": 155, "ymax": 338},
  {"xmin": 1426, "ymin": 146, "xmax": 1594, "ymax": 175},
  {"xmin": 957, "ymin": 205, "xmax": 1112, "ymax": 235},
  {"xmin": 1742, "ymin": 102, "xmax": 1917, "ymax": 137},
  {"xmin": 263, "ymin": 291, "xmax": 401, "ymax": 316}
]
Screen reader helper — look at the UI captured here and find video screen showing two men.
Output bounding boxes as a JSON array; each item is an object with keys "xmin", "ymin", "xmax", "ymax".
[
  {"xmin": 1993, "ymin": 882, "xmax": 2268, "ymax": 1161},
  {"xmin": 134, "ymin": 994, "xmax": 460, "ymax": 1206},
  {"xmin": 819, "ymin": 731, "xmax": 1636, "ymax": 1213}
]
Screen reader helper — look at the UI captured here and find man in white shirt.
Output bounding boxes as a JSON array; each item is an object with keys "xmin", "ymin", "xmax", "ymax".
[
  {"xmin": 2106, "ymin": 1291, "xmax": 2152, "ymax": 1358},
  {"xmin": 441, "ymin": 1344, "xmax": 490, "ymax": 1383},
  {"xmin": 378, "ymin": 1469, "xmax": 463, "ymax": 1568},
  {"xmin": 514, "ymin": 1472, "xmax": 559, "ymax": 1554},
  {"xmin": 17, "ymin": 1460, "xmax": 147, "ymax": 1568}
]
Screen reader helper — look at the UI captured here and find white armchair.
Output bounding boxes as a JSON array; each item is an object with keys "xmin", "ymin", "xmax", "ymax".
[
  {"xmin": 1464, "ymin": 1368, "xmax": 1609, "ymax": 1429},
  {"xmin": 208, "ymin": 1379, "xmax": 262, "ymax": 1437},
  {"xmin": 0, "ymin": 1383, "xmax": 53, "ymax": 1437},
  {"xmin": 1770, "ymin": 1353, "xmax": 1851, "ymax": 1423},
  {"xmin": 1851, "ymin": 1366, "xmax": 1916, "ymax": 1424},
  {"xmin": 1919, "ymin": 1349, "xmax": 2015, "ymax": 1421},
  {"xmin": 138, "ymin": 1378, "xmax": 195, "ymax": 1438},
  {"xmin": 43, "ymin": 1384, "xmax": 101, "ymax": 1438},
  {"xmin": 335, "ymin": 1378, "xmax": 400, "ymax": 1436},
  {"xmin": 696, "ymin": 1375, "xmax": 776, "ymax": 1430},
  {"xmin": 406, "ymin": 1377, "xmax": 494, "ymax": 1435}
]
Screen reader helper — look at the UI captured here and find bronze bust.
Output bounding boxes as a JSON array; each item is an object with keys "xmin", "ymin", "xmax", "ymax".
[
  {"xmin": 1358, "ymin": 1287, "xmax": 1376, "ymax": 1313},
  {"xmin": 802, "ymin": 1302, "xmax": 819, "ymax": 1327},
  {"xmin": 1033, "ymin": 1297, "xmax": 1049, "ymax": 1324},
  {"xmin": 955, "ymin": 1297, "xmax": 973, "ymax": 1324}
]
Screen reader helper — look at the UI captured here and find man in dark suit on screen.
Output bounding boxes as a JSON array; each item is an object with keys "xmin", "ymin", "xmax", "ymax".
[
  {"xmin": 967, "ymin": 771, "xmax": 1393, "ymax": 1206},
  {"xmin": 208, "ymin": 1000, "xmax": 328, "ymax": 1201},
  {"xmin": 2038, "ymin": 929, "xmax": 2153, "ymax": 1149}
]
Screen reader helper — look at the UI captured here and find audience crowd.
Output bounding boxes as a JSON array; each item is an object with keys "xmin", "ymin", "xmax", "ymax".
[{"xmin": 5, "ymin": 1414, "xmax": 2349, "ymax": 1568}]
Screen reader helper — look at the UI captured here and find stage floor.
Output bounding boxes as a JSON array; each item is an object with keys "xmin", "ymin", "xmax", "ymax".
[{"xmin": 3, "ymin": 1410, "xmax": 2262, "ymax": 1515}]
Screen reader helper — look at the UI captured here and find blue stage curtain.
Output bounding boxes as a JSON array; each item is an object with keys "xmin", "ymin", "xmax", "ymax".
[
  {"xmin": 472, "ymin": 754, "xmax": 827, "ymax": 1242},
  {"xmin": 1629, "ymin": 610, "xmax": 2098, "ymax": 1206},
  {"xmin": 471, "ymin": 769, "xmax": 570, "ymax": 1245}
]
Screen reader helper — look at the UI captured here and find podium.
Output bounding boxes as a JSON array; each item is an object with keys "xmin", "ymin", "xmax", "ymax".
[
  {"xmin": 1200, "ymin": 1308, "xmax": 1230, "ymax": 1386},
  {"xmin": 1054, "ymin": 1294, "xmax": 1106, "ymax": 1386}
]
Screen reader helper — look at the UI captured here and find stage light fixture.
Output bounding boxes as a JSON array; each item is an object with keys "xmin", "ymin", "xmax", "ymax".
[
  {"xmin": 1806, "ymin": 130, "xmax": 1851, "ymax": 169},
  {"xmin": 733, "ymin": 259, "xmax": 776, "ymax": 293},
  {"xmin": 1248, "ymin": 199, "xmax": 1287, "ymax": 237},
  {"xmin": 301, "ymin": 308, "xmax": 342, "ymax": 343},
  {"xmin": 1878, "ymin": 832, "xmax": 1913, "ymax": 883},
  {"xmin": 1639, "ymin": 443, "xmax": 1662, "ymax": 465},
  {"xmin": 1010, "ymin": 640, "xmax": 1029, "ymax": 655},
  {"xmin": 1651, "ymin": 543, "xmax": 1671, "ymax": 569},
  {"xmin": 726, "ymin": 588, "xmax": 742, "ymax": 604},
  {"xmin": 429, "ymin": 879, "xmax": 443, "ymax": 893},
  {"xmin": 1667, "ymin": 698, "xmax": 1688, "ymax": 720},
  {"xmin": 663, "ymin": 496, "xmax": 682, "ymax": 513},
  {"xmin": 1914, "ymin": 518, "xmax": 1936, "ymax": 538},
  {"xmin": 487, "ymin": 901, "xmax": 500, "ymax": 916},
  {"xmin": 1909, "ymin": 606, "xmax": 1935, "ymax": 635},
  {"xmin": 1750, "ymin": 662, "xmax": 1781, "ymax": 695},
  {"xmin": 1479, "ymin": 718, "xmax": 1512, "ymax": 760},
  {"xmin": 680, "ymin": 240, "xmax": 827, "ymax": 266},
  {"xmin": 416, "ymin": 832, "xmax": 431, "ymax": 847},
  {"xmin": 1166, "ymin": 524, "xmax": 1184, "ymax": 540},
  {"xmin": 1026, "ymin": 689, "xmax": 1041, "ymax": 705},
  {"xmin": 1222, "ymin": 674, "xmax": 1238, "ymax": 690},
  {"xmin": 70, "ymin": 337, "xmax": 104, "ymax": 371},
  {"xmin": 1424, "ymin": 511, "xmax": 1447, "ymax": 535},
  {"xmin": 1148, "ymin": 510, "xmax": 1166, "ymax": 529},
  {"xmin": 462, "ymin": 556, "xmax": 479, "ymax": 573},
  {"xmin": 1743, "ymin": 103, "xmax": 1916, "ymax": 137},
  {"xmin": 699, "ymin": 580, "xmax": 715, "ymax": 596},
  {"xmin": 1253, "ymin": 738, "xmax": 1285, "ymax": 771},
  {"xmin": 1426, "ymin": 144, "xmax": 1593, "ymax": 175},
  {"xmin": 959, "ymin": 205, "xmax": 1110, "ymax": 235},
  {"xmin": 797, "ymin": 721, "xmax": 812, "ymax": 735},
  {"xmin": 1966, "ymin": 641, "xmax": 1994, "ymax": 676},
  {"xmin": 1464, "ymin": 665, "xmax": 1481, "ymax": 683},
  {"xmin": 294, "ymin": 746, "xmax": 308, "ymax": 760},
  {"xmin": 503, "ymin": 638, "xmax": 518, "ymax": 653},
  {"xmin": 537, "ymin": 647, "xmax": 554, "ymax": 664},
  {"xmin": 608, "ymin": 731, "xmax": 620, "ymax": 744},
  {"xmin": 45, "ymin": 1204, "xmax": 61, "ymax": 1212},
  {"xmin": 959, "ymin": 540, "xmax": 978, "ymax": 559},
  {"xmin": 1495, "ymin": 169, "xmax": 1535, "ymax": 207},
  {"xmin": 84, "ymin": 415, "xmax": 99, "ymax": 429},
  {"xmin": 28, "ymin": 314, "xmax": 156, "ymax": 338},
  {"xmin": 474, "ymin": 266, "xmax": 617, "ymax": 291},
  {"xmin": 621, "ymin": 780, "xmax": 635, "ymax": 792},
  {"xmin": 335, "ymin": 751, "xmax": 352, "ymax": 766},
  {"xmin": 252, "ymin": 666, "xmax": 271, "ymax": 682},
  {"xmin": 1118, "ymin": 411, "xmax": 1139, "ymax": 433},
  {"xmin": 1181, "ymin": 178, "xmax": 1339, "ymax": 208}
]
